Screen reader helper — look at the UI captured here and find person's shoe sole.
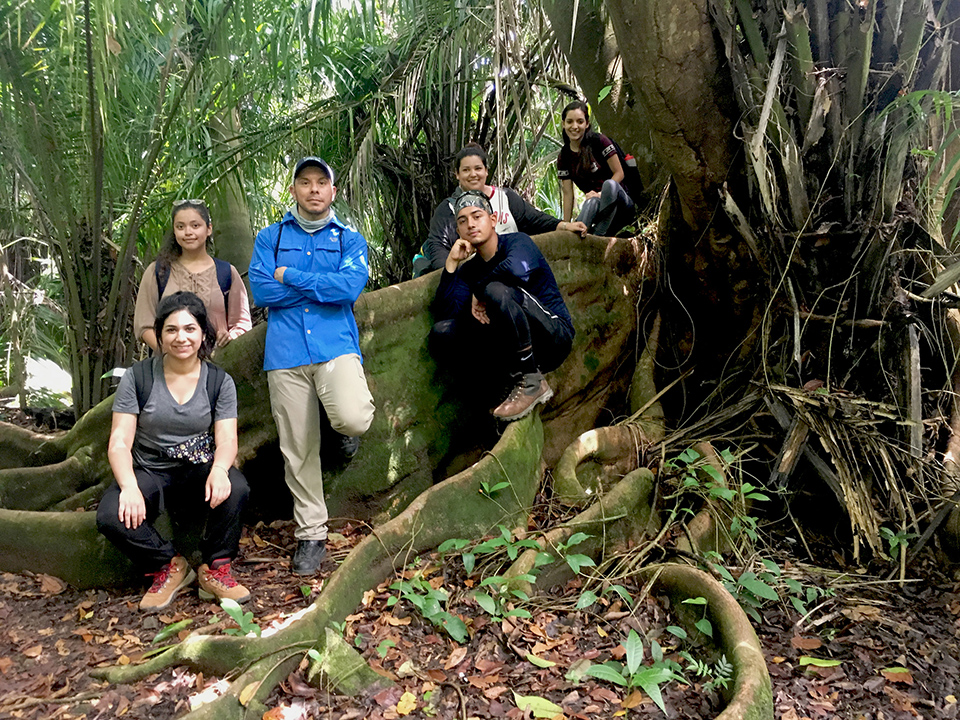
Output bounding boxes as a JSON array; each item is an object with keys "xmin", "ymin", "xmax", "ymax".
[
  {"xmin": 139, "ymin": 568, "xmax": 196, "ymax": 612},
  {"xmin": 198, "ymin": 586, "xmax": 251, "ymax": 603},
  {"xmin": 494, "ymin": 386, "xmax": 554, "ymax": 422}
]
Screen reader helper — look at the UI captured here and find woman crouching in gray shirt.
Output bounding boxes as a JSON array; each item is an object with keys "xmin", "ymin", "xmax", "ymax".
[{"xmin": 97, "ymin": 291, "xmax": 251, "ymax": 611}]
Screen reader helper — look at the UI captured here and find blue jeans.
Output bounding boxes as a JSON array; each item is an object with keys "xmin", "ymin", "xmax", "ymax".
[{"xmin": 577, "ymin": 179, "xmax": 635, "ymax": 237}]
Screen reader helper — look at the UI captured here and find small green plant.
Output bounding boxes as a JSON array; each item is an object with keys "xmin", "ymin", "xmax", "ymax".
[
  {"xmin": 221, "ymin": 598, "xmax": 261, "ymax": 637},
  {"xmin": 440, "ymin": 526, "xmax": 541, "ymax": 575},
  {"xmin": 478, "ymin": 478, "xmax": 510, "ymax": 497},
  {"xmin": 681, "ymin": 596, "xmax": 714, "ymax": 638},
  {"xmin": 388, "ymin": 576, "xmax": 468, "ymax": 642},
  {"xmin": 472, "ymin": 573, "xmax": 535, "ymax": 622},
  {"xmin": 377, "ymin": 639, "xmax": 396, "ymax": 657},
  {"xmin": 682, "ymin": 652, "xmax": 733, "ymax": 692},
  {"xmin": 578, "ymin": 630, "xmax": 685, "ymax": 712},
  {"xmin": 879, "ymin": 526, "xmax": 917, "ymax": 562}
]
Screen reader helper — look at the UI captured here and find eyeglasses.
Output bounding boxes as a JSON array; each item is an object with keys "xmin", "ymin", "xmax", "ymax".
[{"xmin": 172, "ymin": 198, "xmax": 205, "ymax": 208}]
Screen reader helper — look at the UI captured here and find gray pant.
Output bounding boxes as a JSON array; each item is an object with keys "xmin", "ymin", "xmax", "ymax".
[
  {"xmin": 577, "ymin": 179, "xmax": 635, "ymax": 237},
  {"xmin": 267, "ymin": 354, "xmax": 375, "ymax": 540}
]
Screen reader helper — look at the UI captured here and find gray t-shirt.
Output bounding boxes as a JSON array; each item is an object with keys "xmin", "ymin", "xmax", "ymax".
[{"xmin": 113, "ymin": 357, "xmax": 238, "ymax": 471}]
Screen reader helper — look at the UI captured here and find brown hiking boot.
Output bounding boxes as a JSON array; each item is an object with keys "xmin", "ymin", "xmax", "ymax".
[
  {"xmin": 492, "ymin": 372, "xmax": 554, "ymax": 421},
  {"xmin": 139, "ymin": 556, "xmax": 195, "ymax": 612},
  {"xmin": 198, "ymin": 559, "xmax": 251, "ymax": 603}
]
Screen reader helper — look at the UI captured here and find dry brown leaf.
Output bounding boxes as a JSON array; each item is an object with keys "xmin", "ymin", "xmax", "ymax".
[
  {"xmin": 262, "ymin": 707, "xmax": 288, "ymax": 720},
  {"xmin": 426, "ymin": 669, "xmax": 446, "ymax": 682},
  {"xmin": 117, "ymin": 654, "xmax": 130, "ymax": 665},
  {"xmin": 622, "ymin": 690, "xmax": 645, "ymax": 708},
  {"xmin": 880, "ymin": 668, "xmax": 914, "ymax": 685},
  {"xmin": 0, "ymin": 657, "xmax": 12, "ymax": 673},
  {"xmin": 791, "ymin": 636, "xmax": 823, "ymax": 650},
  {"xmin": 252, "ymin": 534, "xmax": 266, "ymax": 547},
  {"xmin": 386, "ymin": 615, "xmax": 411, "ymax": 626},
  {"xmin": 239, "ymin": 681, "xmax": 261, "ymax": 707},
  {"xmin": 22, "ymin": 645, "xmax": 42, "ymax": 658},
  {"xmin": 38, "ymin": 628, "xmax": 55, "ymax": 636},
  {"xmin": 55, "ymin": 640, "xmax": 69, "ymax": 657},
  {"xmin": 38, "ymin": 574, "xmax": 66, "ymax": 595},
  {"xmin": 842, "ymin": 605, "xmax": 882, "ymax": 622},
  {"xmin": 483, "ymin": 686, "xmax": 509, "ymax": 700},
  {"xmin": 771, "ymin": 656, "xmax": 787, "ymax": 664},
  {"xmin": 444, "ymin": 647, "xmax": 468, "ymax": 670}
]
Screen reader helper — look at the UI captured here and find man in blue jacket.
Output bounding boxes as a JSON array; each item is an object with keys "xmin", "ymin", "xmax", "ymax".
[
  {"xmin": 250, "ymin": 157, "xmax": 375, "ymax": 575},
  {"xmin": 432, "ymin": 191, "xmax": 574, "ymax": 420}
]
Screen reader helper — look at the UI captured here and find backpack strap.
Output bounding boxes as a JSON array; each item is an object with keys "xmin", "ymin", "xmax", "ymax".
[
  {"xmin": 204, "ymin": 362, "xmax": 226, "ymax": 421},
  {"xmin": 273, "ymin": 221, "xmax": 285, "ymax": 263},
  {"xmin": 132, "ymin": 358, "xmax": 155, "ymax": 413},
  {"xmin": 155, "ymin": 262, "xmax": 171, "ymax": 300},
  {"xmin": 213, "ymin": 258, "xmax": 232, "ymax": 311}
]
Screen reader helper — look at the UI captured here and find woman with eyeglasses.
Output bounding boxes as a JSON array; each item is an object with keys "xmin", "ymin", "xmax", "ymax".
[
  {"xmin": 558, "ymin": 100, "xmax": 636, "ymax": 237},
  {"xmin": 134, "ymin": 199, "xmax": 252, "ymax": 353}
]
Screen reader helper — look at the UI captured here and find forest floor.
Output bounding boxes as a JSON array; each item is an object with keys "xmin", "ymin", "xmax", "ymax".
[{"xmin": 1, "ymin": 515, "xmax": 959, "ymax": 720}]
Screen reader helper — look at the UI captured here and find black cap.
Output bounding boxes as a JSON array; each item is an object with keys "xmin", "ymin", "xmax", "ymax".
[{"xmin": 293, "ymin": 156, "xmax": 335, "ymax": 183}]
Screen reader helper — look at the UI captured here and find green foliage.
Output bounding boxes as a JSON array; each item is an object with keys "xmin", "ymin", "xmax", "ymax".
[
  {"xmin": 579, "ymin": 630, "xmax": 685, "ymax": 713},
  {"xmin": 221, "ymin": 598, "xmax": 261, "ymax": 637},
  {"xmin": 387, "ymin": 576, "xmax": 468, "ymax": 643},
  {"xmin": 879, "ymin": 526, "xmax": 917, "ymax": 562},
  {"xmin": 150, "ymin": 618, "xmax": 192, "ymax": 645}
]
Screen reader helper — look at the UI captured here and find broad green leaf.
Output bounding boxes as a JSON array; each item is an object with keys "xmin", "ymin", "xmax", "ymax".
[
  {"xmin": 575, "ymin": 590, "xmax": 599, "ymax": 609},
  {"xmin": 473, "ymin": 592, "xmax": 497, "ymax": 615},
  {"xmin": 441, "ymin": 615, "xmax": 468, "ymax": 643},
  {"xmin": 534, "ymin": 552, "xmax": 554, "ymax": 567},
  {"xmin": 512, "ymin": 692, "xmax": 564, "ymax": 718},
  {"xmin": 585, "ymin": 663, "xmax": 628, "ymax": 685},
  {"xmin": 695, "ymin": 618, "xmax": 714, "ymax": 637},
  {"xmin": 566, "ymin": 532, "xmax": 591, "ymax": 547},
  {"xmin": 799, "ymin": 656, "xmax": 842, "ymax": 667},
  {"xmin": 666, "ymin": 625, "xmax": 687, "ymax": 640},
  {"xmin": 565, "ymin": 553, "xmax": 596, "ymax": 573},
  {"xmin": 738, "ymin": 572, "xmax": 779, "ymax": 601},
  {"xmin": 682, "ymin": 596, "xmax": 708, "ymax": 606},
  {"xmin": 151, "ymin": 618, "xmax": 192, "ymax": 644},
  {"xmin": 633, "ymin": 666, "xmax": 674, "ymax": 713},
  {"xmin": 525, "ymin": 653, "xmax": 556, "ymax": 668},
  {"xmin": 625, "ymin": 630, "xmax": 644, "ymax": 675},
  {"xmin": 462, "ymin": 552, "xmax": 476, "ymax": 575}
]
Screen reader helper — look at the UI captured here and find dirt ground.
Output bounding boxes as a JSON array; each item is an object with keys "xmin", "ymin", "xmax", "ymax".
[{"xmin": 1, "ymin": 515, "xmax": 959, "ymax": 720}]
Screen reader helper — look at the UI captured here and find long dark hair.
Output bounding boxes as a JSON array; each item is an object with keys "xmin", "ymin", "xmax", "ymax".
[
  {"xmin": 560, "ymin": 100, "xmax": 598, "ymax": 178},
  {"xmin": 156, "ymin": 200, "xmax": 213, "ymax": 274},
  {"xmin": 454, "ymin": 142, "xmax": 488, "ymax": 172},
  {"xmin": 154, "ymin": 291, "xmax": 216, "ymax": 361}
]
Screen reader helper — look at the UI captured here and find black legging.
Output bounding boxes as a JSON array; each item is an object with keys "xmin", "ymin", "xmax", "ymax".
[
  {"xmin": 432, "ymin": 281, "xmax": 573, "ymax": 385},
  {"xmin": 97, "ymin": 462, "xmax": 249, "ymax": 571},
  {"xmin": 577, "ymin": 178, "xmax": 634, "ymax": 237}
]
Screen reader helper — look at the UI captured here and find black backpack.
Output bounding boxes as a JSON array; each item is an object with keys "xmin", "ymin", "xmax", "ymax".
[
  {"xmin": 156, "ymin": 258, "xmax": 232, "ymax": 309},
  {"xmin": 131, "ymin": 358, "xmax": 226, "ymax": 418}
]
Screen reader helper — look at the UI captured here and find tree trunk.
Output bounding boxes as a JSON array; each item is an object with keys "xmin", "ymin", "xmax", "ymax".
[{"xmin": 207, "ymin": 109, "xmax": 255, "ymax": 275}]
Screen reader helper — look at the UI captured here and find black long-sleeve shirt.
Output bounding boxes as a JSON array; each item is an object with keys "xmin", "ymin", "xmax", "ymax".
[
  {"xmin": 434, "ymin": 232, "xmax": 574, "ymax": 336},
  {"xmin": 421, "ymin": 186, "xmax": 562, "ymax": 272}
]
